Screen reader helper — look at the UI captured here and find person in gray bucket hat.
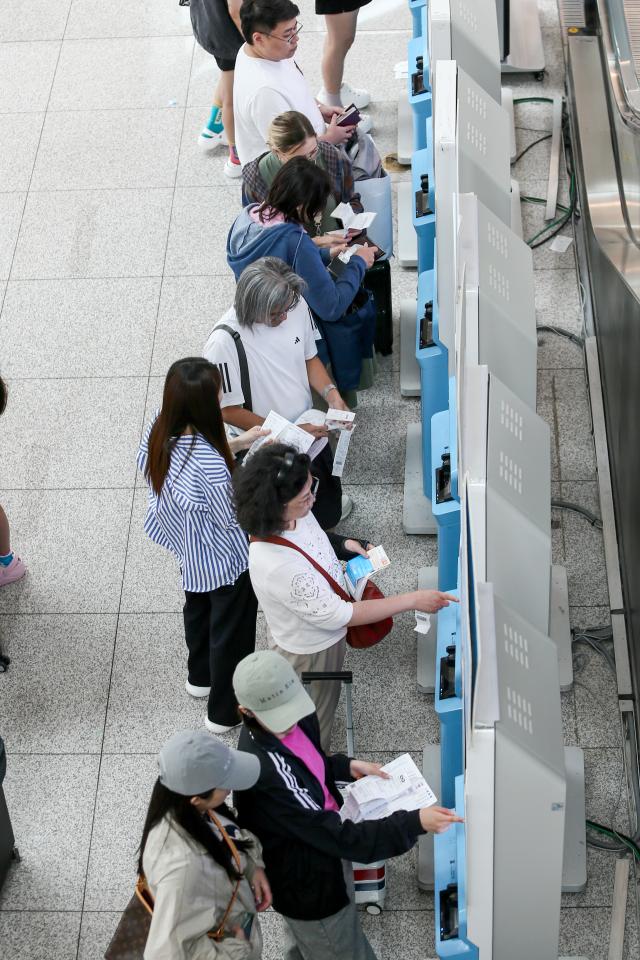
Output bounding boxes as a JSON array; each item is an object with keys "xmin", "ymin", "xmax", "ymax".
[{"xmin": 137, "ymin": 731, "xmax": 272, "ymax": 959}]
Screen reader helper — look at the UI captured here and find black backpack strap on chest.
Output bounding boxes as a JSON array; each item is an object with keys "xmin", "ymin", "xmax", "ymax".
[{"xmin": 216, "ymin": 324, "xmax": 253, "ymax": 412}]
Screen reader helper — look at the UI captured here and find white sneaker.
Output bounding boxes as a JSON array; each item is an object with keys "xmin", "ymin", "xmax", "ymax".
[
  {"xmin": 317, "ymin": 81, "xmax": 371, "ymax": 110},
  {"xmin": 224, "ymin": 156, "xmax": 243, "ymax": 179},
  {"xmin": 185, "ymin": 679, "xmax": 211, "ymax": 698},
  {"xmin": 198, "ymin": 129, "xmax": 227, "ymax": 151},
  {"xmin": 340, "ymin": 494, "xmax": 354, "ymax": 521},
  {"xmin": 204, "ymin": 716, "xmax": 241, "ymax": 734},
  {"xmin": 340, "ymin": 81, "xmax": 371, "ymax": 110},
  {"xmin": 357, "ymin": 113, "xmax": 373, "ymax": 135}
]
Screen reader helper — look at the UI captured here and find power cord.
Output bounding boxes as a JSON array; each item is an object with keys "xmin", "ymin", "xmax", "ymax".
[{"xmin": 551, "ymin": 498, "xmax": 603, "ymax": 528}]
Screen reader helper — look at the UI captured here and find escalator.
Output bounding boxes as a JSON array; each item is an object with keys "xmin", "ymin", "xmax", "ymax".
[{"xmin": 562, "ymin": 0, "xmax": 640, "ymax": 721}]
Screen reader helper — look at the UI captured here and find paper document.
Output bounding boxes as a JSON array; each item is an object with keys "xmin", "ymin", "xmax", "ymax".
[
  {"xmin": 414, "ymin": 612, "xmax": 431, "ymax": 635},
  {"xmin": 340, "ymin": 753, "xmax": 437, "ymax": 823},
  {"xmin": 332, "ymin": 426, "xmax": 354, "ymax": 478},
  {"xmin": 344, "ymin": 545, "xmax": 390, "ymax": 599},
  {"xmin": 325, "ymin": 408, "xmax": 355, "ymax": 431},
  {"xmin": 330, "ymin": 202, "xmax": 377, "ymax": 234},
  {"xmin": 244, "ymin": 410, "xmax": 327, "ymax": 461}
]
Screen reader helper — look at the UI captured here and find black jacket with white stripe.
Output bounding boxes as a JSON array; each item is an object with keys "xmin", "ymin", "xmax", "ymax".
[{"xmin": 235, "ymin": 715, "xmax": 426, "ymax": 921}]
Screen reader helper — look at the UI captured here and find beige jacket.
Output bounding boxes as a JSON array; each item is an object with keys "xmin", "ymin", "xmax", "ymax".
[{"xmin": 142, "ymin": 813, "xmax": 264, "ymax": 960}]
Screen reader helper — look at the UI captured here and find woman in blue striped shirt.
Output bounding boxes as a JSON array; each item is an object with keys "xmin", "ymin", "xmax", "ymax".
[{"xmin": 138, "ymin": 357, "xmax": 268, "ymax": 733}]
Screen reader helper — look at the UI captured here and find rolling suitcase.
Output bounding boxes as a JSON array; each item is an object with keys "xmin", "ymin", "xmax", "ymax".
[
  {"xmin": 0, "ymin": 738, "xmax": 20, "ymax": 892},
  {"xmin": 301, "ymin": 670, "xmax": 387, "ymax": 915},
  {"xmin": 362, "ymin": 259, "xmax": 393, "ymax": 356}
]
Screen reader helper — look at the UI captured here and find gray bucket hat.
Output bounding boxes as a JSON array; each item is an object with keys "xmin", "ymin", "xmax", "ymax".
[
  {"xmin": 233, "ymin": 650, "xmax": 316, "ymax": 733},
  {"xmin": 158, "ymin": 730, "xmax": 260, "ymax": 796}
]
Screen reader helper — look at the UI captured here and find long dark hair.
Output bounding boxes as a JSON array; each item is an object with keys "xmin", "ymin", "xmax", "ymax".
[
  {"xmin": 258, "ymin": 157, "xmax": 331, "ymax": 231},
  {"xmin": 145, "ymin": 358, "xmax": 235, "ymax": 495},
  {"xmin": 138, "ymin": 779, "xmax": 252, "ymax": 879},
  {"xmin": 233, "ymin": 443, "xmax": 310, "ymax": 536}
]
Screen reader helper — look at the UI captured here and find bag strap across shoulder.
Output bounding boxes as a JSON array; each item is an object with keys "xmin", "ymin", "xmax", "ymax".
[
  {"xmin": 251, "ymin": 535, "xmax": 353, "ymax": 603},
  {"xmin": 217, "ymin": 324, "xmax": 253, "ymax": 412}
]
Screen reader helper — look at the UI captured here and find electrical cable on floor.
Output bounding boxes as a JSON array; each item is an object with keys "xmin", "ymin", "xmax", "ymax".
[
  {"xmin": 586, "ymin": 820, "xmax": 640, "ymax": 860},
  {"xmin": 536, "ymin": 324, "xmax": 583, "ymax": 346},
  {"xmin": 511, "ymin": 133, "xmax": 552, "ymax": 165},
  {"xmin": 551, "ymin": 498, "xmax": 603, "ymax": 528}
]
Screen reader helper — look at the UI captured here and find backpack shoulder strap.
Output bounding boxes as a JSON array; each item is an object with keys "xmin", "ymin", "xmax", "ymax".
[
  {"xmin": 250, "ymin": 535, "xmax": 352, "ymax": 603},
  {"xmin": 216, "ymin": 324, "xmax": 253, "ymax": 412}
]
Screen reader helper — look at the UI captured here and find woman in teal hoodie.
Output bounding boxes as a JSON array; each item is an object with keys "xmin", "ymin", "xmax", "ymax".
[{"xmin": 227, "ymin": 159, "xmax": 376, "ymax": 394}]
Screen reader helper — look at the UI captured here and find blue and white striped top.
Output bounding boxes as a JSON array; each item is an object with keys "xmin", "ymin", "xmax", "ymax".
[{"xmin": 137, "ymin": 420, "xmax": 249, "ymax": 593}]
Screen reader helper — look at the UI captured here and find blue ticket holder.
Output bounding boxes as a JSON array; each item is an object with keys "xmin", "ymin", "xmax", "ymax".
[
  {"xmin": 434, "ymin": 778, "xmax": 479, "ymax": 959},
  {"xmin": 411, "ymin": 144, "xmax": 435, "ymax": 273},
  {"xmin": 408, "ymin": 0, "xmax": 426, "ymax": 38},
  {"xmin": 407, "ymin": 36, "xmax": 432, "ymax": 152},
  {"xmin": 431, "ymin": 378, "xmax": 461, "ymax": 589},
  {"xmin": 415, "ymin": 269, "xmax": 448, "ymax": 501},
  {"xmin": 434, "ymin": 595, "xmax": 463, "ymax": 809}
]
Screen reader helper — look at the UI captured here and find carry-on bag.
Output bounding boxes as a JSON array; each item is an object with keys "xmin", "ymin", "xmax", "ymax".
[
  {"xmin": 0, "ymin": 737, "xmax": 20, "ymax": 893},
  {"xmin": 301, "ymin": 671, "xmax": 387, "ymax": 915},
  {"xmin": 362, "ymin": 258, "xmax": 393, "ymax": 356}
]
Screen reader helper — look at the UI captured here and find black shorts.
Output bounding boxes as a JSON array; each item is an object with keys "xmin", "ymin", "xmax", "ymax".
[
  {"xmin": 315, "ymin": 0, "xmax": 371, "ymax": 14},
  {"xmin": 214, "ymin": 55, "xmax": 237, "ymax": 72},
  {"xmin": 190, "ymin": 0, "xmax": 243, "ymax": 69}
]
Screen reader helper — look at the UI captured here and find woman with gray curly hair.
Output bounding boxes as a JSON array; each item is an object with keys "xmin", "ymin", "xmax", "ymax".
[{"xmin": 204, "ymin": 256, "xmax": 352, "ymax": 530}]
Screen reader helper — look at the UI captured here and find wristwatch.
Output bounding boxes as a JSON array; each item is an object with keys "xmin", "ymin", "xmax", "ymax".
[{"xmin": 321, "ymin": 382, "xmax": 337, "ymax": 400}]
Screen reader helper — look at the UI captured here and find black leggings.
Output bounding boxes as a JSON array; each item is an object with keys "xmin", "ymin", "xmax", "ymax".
[{"xmin": 183, "ymin": 570, "xmax": 258, "ymax": 725}]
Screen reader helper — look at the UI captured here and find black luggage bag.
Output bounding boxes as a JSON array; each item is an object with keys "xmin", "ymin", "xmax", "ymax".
[
  {"xmin": 362, "ymin": 259, "xmax": 393, "ymax": 356},
  {"xmin": 0, "ymin": 737, "xmax": 20, "ymax": 892}
]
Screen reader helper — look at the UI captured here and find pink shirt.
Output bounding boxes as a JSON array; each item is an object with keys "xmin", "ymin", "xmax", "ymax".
[{"xmin": 281, "ymin": 725, "xmax": 340, "ymax": 812}]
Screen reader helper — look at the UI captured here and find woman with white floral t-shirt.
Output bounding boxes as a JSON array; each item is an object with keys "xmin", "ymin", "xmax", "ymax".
[{"xmin": 232, "ymin": 443, "xmax": 456, "ymax": 750}]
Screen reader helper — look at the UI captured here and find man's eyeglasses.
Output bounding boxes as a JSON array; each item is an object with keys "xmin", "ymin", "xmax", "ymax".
[{"xmin": 262, "ymin": 21, "xmax": 303, "ymax": 44}]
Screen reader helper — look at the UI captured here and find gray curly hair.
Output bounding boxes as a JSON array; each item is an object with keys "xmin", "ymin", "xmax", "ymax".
[{"xmin": 234, "ymin": 257, "xmax": 307, "ymax": 328}]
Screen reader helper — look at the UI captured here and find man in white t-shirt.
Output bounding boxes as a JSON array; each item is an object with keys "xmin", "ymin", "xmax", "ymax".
[
  {"xmin": 203, "ymin": 256, "xmax": 352, "ymax": 529},
  {"xmin": 233, "ymin": 0, "xmax": 358, "ymax": 164}
]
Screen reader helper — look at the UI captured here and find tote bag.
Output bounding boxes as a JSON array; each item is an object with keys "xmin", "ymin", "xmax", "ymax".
[{"xmin": 354, "ymin": 173, "xmax": 393, "ymax": 258}]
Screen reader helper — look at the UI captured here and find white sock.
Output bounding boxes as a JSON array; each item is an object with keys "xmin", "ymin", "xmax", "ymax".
[{"xmin": 322, "ymin": 89, "xmax": 343, "ymax": 107}]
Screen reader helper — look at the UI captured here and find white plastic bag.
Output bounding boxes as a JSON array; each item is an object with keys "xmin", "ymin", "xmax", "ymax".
[{"xmin": 355, "ymin": 173, "xmax": 393, "ymax": 258}]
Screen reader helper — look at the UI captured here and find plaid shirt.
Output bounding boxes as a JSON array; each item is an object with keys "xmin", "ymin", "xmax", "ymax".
[{"xmin": 242, "ymin": 142, "xmax": 363, "ymax": 212}]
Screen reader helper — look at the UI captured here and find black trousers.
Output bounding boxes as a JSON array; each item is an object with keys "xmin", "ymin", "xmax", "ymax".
[
  {"xmin": 311, "ymin": 444, "xmax": 342, "ymax": 531},
  {"xmin": 183, "ymin": 570, "xmax": 258, "ymax": 725}
]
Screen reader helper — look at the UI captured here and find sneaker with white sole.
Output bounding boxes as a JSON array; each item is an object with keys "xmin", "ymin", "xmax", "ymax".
[
  {"xmin": 318, "ymin": 81, "xmax": 371, "ymax": 110},
  {"xmin": 0, "ymin": 556, "xmax": 26, "ymax": 587},
  {"xmin": 224, "ymin": 156, "xmax": 243, "ymax": 179},
  {"xmin": 204, "ymin": 716, "xmax": 241, "ymax": 734},
  {"xmin": 185, "ymin": 679, "xmax": 211, "ymax": 698},
  {"xmin": 198, "ymin": 128, "xmax": 227, "ymax": 151},
  {"xmin": 340, "ymin": 494, "xmax": 354, "ymax": 521}
]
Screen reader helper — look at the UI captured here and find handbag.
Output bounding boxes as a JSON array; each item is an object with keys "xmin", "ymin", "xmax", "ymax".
[
  {"xmin": 104, "ymin": 813, "xmax": 244, "ymax": 959},
  {"xmin": 251, "ymin": 536, "xmax": 393, "ymax": 649}
]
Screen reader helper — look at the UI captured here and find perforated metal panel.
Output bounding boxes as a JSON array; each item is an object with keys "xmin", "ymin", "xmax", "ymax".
[
  {"xmin": 486, "ymin": 376, "xmax": 551, "ymax": 632},
  {"xmin": 451, "ymin": 0, "xmax": 501, "ymax": 101},
  {"xmin": 457, "ymin": 68, "xmax": 512, "ymax": 226},
  {"xmin": 462, "ymin": 196, "xmax": 538, "ymax": 407}
]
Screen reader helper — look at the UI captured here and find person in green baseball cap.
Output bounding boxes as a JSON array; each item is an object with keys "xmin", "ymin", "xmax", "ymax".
[{"xmin": 232, "ymin": 651, "xmax": 462, "ymax": 960}]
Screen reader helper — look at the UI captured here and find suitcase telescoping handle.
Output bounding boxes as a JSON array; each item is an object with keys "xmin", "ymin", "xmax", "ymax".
[{"xmin": 301, "ymin": 671, "xmax": 355, "ymax": 757}]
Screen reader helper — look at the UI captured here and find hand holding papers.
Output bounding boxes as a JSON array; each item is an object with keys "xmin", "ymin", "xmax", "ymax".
[
  {"xmin": 345, "ymin": 545, "xmax": 390, "ymax": 600},
  {"xmin": 244, "ymin": 410, "xmax": 327, "ymax": 461},
  {"xmin": 340, "ymin": 754, "xmax": 437, "ymax": 823}
]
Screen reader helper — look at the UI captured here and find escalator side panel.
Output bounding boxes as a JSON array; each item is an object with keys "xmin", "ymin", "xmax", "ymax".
[{"xmin": 567, "ymin": 33, "xmax": 640, "ymax": 700}]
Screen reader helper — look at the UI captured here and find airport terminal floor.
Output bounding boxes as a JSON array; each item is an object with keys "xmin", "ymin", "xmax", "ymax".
[{"xmin": 0, "ymin": 0, "xmax": 638, "ymax": 958}]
